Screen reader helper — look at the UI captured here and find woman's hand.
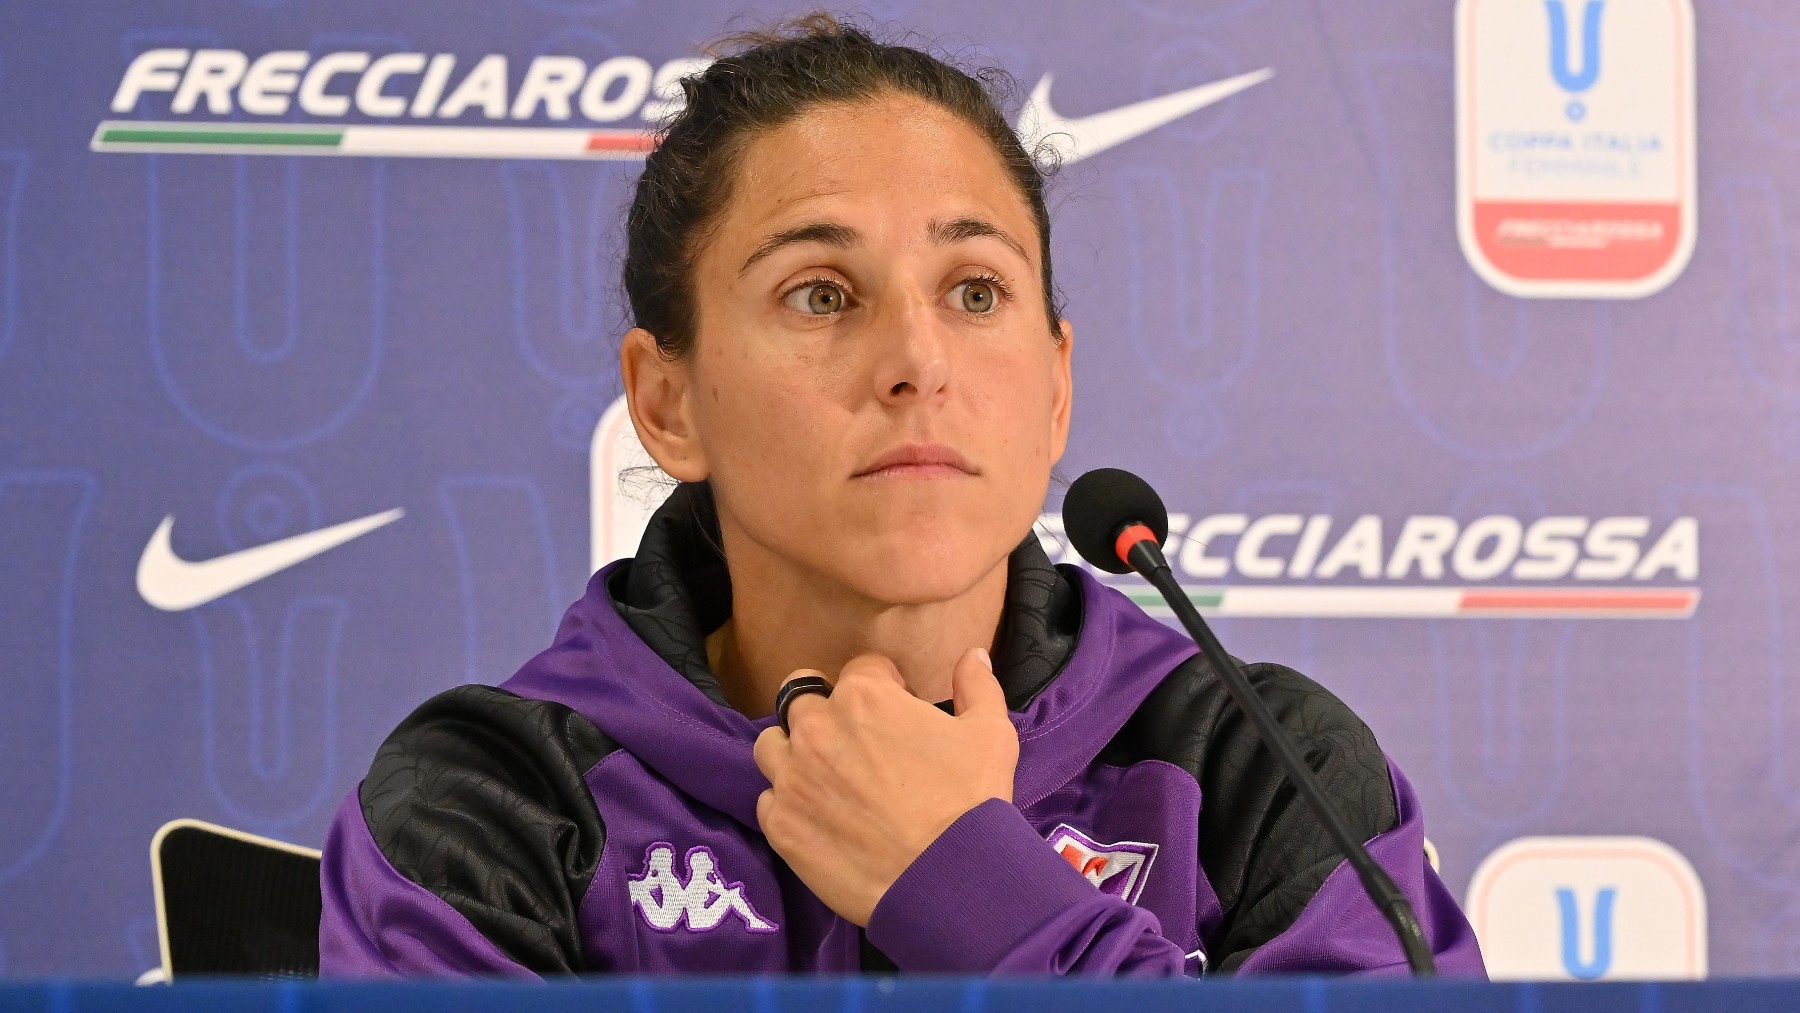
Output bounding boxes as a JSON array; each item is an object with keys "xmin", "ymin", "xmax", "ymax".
[{"xmin": 752, "ymin": 647, "xmax": 1020, "ymax": 926}]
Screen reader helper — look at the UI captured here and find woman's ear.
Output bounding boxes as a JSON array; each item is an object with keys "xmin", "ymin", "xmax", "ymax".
[
  {"xmin": 1049, "ymin": 318, "xmax": 1075, "ymax": 461},
  {"xmin": 620, "ymin": 327, "xmax": 710, "ymax": 482}
]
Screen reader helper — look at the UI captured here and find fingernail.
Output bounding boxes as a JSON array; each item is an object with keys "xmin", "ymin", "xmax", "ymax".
[{"xmin": 976, "ymin": 647, "xmax": 992, "ymax": 671}]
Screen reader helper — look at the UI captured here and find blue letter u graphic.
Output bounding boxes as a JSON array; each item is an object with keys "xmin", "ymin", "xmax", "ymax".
[
  {"xmin": 1545, "ymin": 1, "xmax": 1605, "ymax": 93},
  {"xmin": 1556, "ymin": 886, "xmax": 1617, "ymax": 980}
]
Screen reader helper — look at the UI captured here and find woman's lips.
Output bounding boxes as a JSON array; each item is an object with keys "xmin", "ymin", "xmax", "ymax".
[{"xmin": 854, "ymin": 443, "xmax": 977, "ymax": 479}]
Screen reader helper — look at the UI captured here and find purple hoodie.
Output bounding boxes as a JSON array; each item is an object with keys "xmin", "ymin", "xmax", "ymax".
[{"xmin": 319, "ymin": 484, "xmax": 1484, "ymax": 976}]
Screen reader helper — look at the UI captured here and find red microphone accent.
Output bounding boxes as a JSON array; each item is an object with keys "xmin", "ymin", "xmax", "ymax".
[{"xmin": 1112, "ymin": 523, "xmax": 1158, "ymax": 567}]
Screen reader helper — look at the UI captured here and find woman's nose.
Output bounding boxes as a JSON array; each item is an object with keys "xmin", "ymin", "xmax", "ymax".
[{"xmin": 871, "ymin": 293, "xmax": 950, "ymax": 403}]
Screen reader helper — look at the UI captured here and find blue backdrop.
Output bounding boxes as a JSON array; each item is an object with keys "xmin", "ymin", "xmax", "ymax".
[{"xmin": 1, "ymin": 0, "xmax": 1795, "ymax": 980}]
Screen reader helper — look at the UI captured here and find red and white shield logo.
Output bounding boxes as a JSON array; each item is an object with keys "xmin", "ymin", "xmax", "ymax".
[{"xmin": 1046, "ymin": 824, "xmax": 1159, "ymax": 905}]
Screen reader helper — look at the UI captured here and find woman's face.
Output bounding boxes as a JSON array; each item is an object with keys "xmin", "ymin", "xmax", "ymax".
[{"xmin": 634, "ymin": 90, "xmax": 1072, "ymax": 606}]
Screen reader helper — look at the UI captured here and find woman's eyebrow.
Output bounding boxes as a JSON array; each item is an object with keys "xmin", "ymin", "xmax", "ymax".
[
  {"xmin": 929, "ymin": 217, "xmax": 1029, "ymax": 262},
  {"xmin": 739, "ymin": 221, "xmax": 861, "ymax": 276}
]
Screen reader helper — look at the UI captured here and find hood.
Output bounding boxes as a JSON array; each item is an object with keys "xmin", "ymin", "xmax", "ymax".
[{"xmin": 502, "ymin": 483, "xmax": 1198, "ymax": 829}]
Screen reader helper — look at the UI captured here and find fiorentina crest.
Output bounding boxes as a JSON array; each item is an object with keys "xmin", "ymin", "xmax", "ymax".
[
  {"xmin": 1047, "ymin": 824, "xmax": 1159, "ymax": 904},
  {"xmin": 628, "ymin": 843, "xmax": 779, "ymax": 934}
]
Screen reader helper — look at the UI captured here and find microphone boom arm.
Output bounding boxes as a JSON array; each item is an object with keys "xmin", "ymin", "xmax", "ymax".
[{"xmin": 1122, "ymin": 538, "xmax": 1438, "ymax": 977}]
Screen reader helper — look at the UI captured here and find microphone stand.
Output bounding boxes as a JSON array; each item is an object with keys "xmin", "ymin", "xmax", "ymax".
[{"xmin": 1121, "ymin": 537, "xmax": 1438, "ymax": 977}]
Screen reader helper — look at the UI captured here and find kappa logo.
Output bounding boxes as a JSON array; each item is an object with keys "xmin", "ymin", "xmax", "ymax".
[
  {"xmin": 1047, "ymin": 824, "xmax": 1159, "ymax": 904},
  {"xmin": 628, "ymin": 843, "xmax": 778, "ymax": 934}
]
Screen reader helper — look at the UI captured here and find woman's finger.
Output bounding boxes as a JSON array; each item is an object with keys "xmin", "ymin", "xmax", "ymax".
[
  {"xmin": 781, "ymin": 688, "xmax": 832, "ymax": 736},
  {"xmin": 755, "ymin": 789, "xmax": 778, "ymax": 835},
  {"xmin": 752, "ymin": 724, "xmax": 791, "ymax": 781},
  {"xmin": 951, "ymin": 646, "xmax": 1005, "ymax": 718},
  {"xmin": 839, "ymin": 652, "xmax": 906, "ymax": 689}
]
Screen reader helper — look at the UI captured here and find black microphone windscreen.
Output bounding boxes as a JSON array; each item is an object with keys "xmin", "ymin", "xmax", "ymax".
[{"xmin": 1062, "ymin": 468, "xmax": 1169, "ymax": 574}]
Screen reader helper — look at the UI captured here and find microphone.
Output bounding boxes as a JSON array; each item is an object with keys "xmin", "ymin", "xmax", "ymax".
[{"xmin": 1062, "ymin": 468, "xmax": 1437, "ymax": 977}]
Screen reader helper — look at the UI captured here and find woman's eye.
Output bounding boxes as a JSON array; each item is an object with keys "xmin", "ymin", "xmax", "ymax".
[
  {"xmin": 784, "ymin": 282, "xmax": 848, "ymax": 315},
  {"xmin": 950, "ymin": 280, "xmax": 1000, "ymax": 314}
]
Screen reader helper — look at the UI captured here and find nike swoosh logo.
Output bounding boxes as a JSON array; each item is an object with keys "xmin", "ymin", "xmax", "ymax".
[
  {"xmin": 136, "ymin": 508, "xmax": 404, "ymax": 611},
  {"xmin": 1016, "ymin": 67, "xmax": 1275, "ymax": 166}
]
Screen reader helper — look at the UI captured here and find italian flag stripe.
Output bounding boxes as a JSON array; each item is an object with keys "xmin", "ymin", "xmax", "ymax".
[
  {"xmin": 1457, "ymin": 588, "xmax": 1700, "ymax": 616},
  {"xmin": 1125, "ymin": 586, "xmax": 1698, "ymax": 619},
  {"xmin": 99, "ymin": 125, "xmax": 343, "ymax": 147},
  {"xmin": 91, "ymin": 120, "xmax": 656, "ymax": 160}
]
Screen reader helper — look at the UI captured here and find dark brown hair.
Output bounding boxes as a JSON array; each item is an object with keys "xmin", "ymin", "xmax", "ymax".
[{"xmin": 622, "ymin": 13, "xmax": 1062, "ymax": 358}]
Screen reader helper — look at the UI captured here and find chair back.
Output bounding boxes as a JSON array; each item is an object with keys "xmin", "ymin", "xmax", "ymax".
[{"xmin": 152, "ymin": 819, "xmax": 322, "ymax": 978}]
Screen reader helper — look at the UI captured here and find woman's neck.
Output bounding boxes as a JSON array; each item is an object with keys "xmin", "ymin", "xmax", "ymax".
[{"xmin": 703, "ymin": 524, "xmax": 1010, "ymax": 718}]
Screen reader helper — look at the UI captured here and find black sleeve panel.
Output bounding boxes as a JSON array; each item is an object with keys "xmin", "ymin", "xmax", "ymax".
[
  {"xmin": 1101, "ymin": 657, "xmax": 1398, "ymax": 974},
  {"xmin": 358, "ymin": 684, "xmax": 620, "ymax": 974}
]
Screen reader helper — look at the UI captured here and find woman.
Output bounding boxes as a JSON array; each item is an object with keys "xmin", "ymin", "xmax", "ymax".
[{"xmin": 319, "ymin": 15, "xmax": 1484, "ymax": 976}]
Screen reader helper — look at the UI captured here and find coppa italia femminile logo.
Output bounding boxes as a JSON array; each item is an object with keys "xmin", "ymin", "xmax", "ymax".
[
  {"xmin": 95, "ymin": 49, "xmax": 709, "ymax": 159},
  {"xmin": 588, "ymin": 399, "xmax": 1700, "ymax": 620},
  {"xmin": 1455, "ymin": 0, "xmax": 1697, "ymax": 298}
]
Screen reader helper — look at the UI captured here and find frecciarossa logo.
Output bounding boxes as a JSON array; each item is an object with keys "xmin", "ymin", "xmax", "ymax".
[
  {"xmin": 1037, "ymin": 512, "xmax": 1699, "ymax": 619},
  {"xmin": 92, "ymin": 47, "xmax": 1272, "ymax": 163},
  {"xmin": 108, "ymin": 49, "xmax": 707, "ymax": 123},
  {"xmin": 98, "ymin": 48, "xmax": 706, "ymax": 159}
]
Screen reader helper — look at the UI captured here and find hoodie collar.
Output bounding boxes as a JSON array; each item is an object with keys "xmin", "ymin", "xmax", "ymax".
[
  {"xmin": 607, "ymin": 482, "xmax": 1080, "ymax": 712},
  {"xmin": 502, "ymin": 483, "xmax": 1197, "ymax": 828}
]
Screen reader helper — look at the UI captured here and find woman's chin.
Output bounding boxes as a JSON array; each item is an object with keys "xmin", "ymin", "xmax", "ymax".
[{"xmin": 837, "ymin": 529, "xmax": 1016, "ymax": 606}]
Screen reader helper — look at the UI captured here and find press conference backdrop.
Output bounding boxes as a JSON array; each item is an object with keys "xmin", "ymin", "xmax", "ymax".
[{"xmin": 0, "ymin": 0, "xmax": 1789, "ymax": 980}]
